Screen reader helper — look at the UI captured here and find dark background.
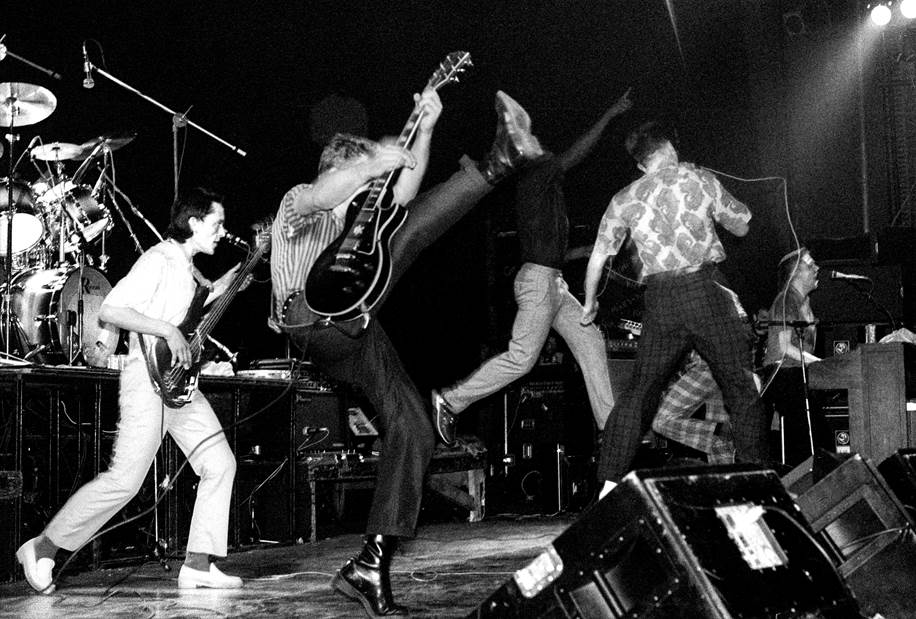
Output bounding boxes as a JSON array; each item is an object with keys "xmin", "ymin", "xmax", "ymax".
[{"xmin": 3, "ymin": 0, "xmax": 913, "ymax": 390}]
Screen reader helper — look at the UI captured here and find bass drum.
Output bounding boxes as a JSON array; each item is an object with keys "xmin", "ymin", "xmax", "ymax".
[{"xmin": 11, "ymin": 267, "xmax": 112, "ymax": 364}]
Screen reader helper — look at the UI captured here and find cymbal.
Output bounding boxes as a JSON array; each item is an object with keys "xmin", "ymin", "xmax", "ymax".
[
  {"xmin": 31, "ymin": 142, "xmax": 83, "ymax": 161},
  {"xmin": 0, "ymin": 83, "xmax": 57, "ymax": 127},
  {"xmin": 77, "ymin": 131, "xmax": 137, "ymax": 158}
]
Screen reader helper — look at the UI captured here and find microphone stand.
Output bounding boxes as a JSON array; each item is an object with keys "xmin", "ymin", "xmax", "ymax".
[
  {"xmin": 84, "ymin": 60, "xmax": 246, "ymax": 202},
  {"xmin": 793, "ymin": 324, "xmax": 816, "ymax": 461}
]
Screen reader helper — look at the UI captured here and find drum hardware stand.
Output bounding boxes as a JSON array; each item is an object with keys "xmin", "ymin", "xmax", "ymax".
[
  {"xmin": 0, "ymin": 35, "xmax": 63, "ymax": 81},
  {"xmin": 3, "ymin": 116, "xmax": 19, "ymax": 357},
  {"xmin": 82, "ymin": 53, "xmax": 246, "ymax": 204},
  {"xmin": 0, "ymin": 81, "xmax": 57, "ymax": 358},
  {"xmin": 98, "ymin": 172, "xmax": 155, "ymax": 257}
]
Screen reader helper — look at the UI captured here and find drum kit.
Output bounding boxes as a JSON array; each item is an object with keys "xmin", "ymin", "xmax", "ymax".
[{"xmin": 1, "ymin": 82, "xmax": 134, "ymax": 365}]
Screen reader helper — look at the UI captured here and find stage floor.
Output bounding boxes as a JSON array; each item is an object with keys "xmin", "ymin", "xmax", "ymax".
[{"xmin": 0, "ymin": 518, "xmax": 568, "ymax": 618}]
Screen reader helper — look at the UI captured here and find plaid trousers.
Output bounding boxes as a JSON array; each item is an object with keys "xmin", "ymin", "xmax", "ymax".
[
  {"xmin": 651, "ymin": 350, "xmax": 735, "ymax": 464},
  {"xmin": 598, "ymin": 266, "xmax": 769, "ymax": 481}
]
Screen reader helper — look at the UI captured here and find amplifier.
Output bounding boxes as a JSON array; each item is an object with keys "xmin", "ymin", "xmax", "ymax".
[
  {"xmin": 605, "ymin": 338, "xmax": 638, "ymax": 357},
  {"xmin": 0, "ymin": 471, "xmax": 22, "ymax": 582}
]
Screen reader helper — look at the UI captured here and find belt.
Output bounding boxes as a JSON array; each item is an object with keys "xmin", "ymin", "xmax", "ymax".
[{"xmin": 644, "ymin": 263, "xmax": 716, "ymax": 283}]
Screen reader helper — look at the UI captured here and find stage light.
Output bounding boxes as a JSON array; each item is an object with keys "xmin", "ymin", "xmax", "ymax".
[
  {"xmin": 870, "ymin": 3, "xmax": 893, "ymax": 26},
  {"xmin": 901, "ymin": 0, "xmax": 916, "ymax": 19}
]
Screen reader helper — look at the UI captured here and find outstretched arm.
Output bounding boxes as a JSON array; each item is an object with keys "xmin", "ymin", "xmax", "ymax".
[
  {"xmin": 391, "ymin": 87, "xmax": 443, "ymax": 204},
  {"xmin": 556, "ymin": 87, "xmax": 633, "ymax": 173}
]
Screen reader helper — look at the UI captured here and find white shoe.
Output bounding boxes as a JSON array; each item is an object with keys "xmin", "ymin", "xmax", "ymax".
[
  {"xmin": 15, "ymin": 537, "xmax": 55, "ymax": 594},
  {"xmin": 598, "ymin": 480, "xmax": 618, "ymax": 500},
  {"xmin": 178, "ymin": 563, "xmax": 243, "ymax": 589}
]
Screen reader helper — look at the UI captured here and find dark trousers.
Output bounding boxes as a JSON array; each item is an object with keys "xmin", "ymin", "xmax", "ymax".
[
  {"xmin": 288, "ymin": 164, "xmax": 491, "ymax": 537},
  {"xmin": 763, "ymin": 367, "xmax": 832, "ymax": 467},
  {"xmin": 598, "ymin": 266, "xmax": 770, "ymax": 482}
]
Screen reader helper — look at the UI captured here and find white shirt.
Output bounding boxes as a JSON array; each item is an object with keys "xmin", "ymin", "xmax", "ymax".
[{"xmin": 103, "ymin": 239, "xmax": 197, "ymax": 360}]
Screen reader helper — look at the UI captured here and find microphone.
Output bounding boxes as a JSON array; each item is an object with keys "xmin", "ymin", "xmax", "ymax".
[
  {"xmin": 828, "ymin": 270, "xmax": 871, "ymax": 282},
  {"xmin": 223, "ymin": 233, "xmax": 250, "ymax": 251},
  {"xmin": 82, "ymin": 42, "xmax": 94, "ymax": 89}
]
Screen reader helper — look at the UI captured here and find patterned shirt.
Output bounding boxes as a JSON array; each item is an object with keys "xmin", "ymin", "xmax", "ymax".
[
  {"xmin": 269, "ymin": 183, "xmax": 356, "ymax": 324},
  {"xmin": 595, "ymin": 161, "xmax": 751, "ymax": 275}
]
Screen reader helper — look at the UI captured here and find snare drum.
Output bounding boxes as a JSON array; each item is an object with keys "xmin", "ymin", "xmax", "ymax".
[
  {"xmin": 10, "ymin": 266, "xmax": 112, "ymax": 364},
  {"xmin": 0, "ymin": 178, "xmax": 44, "ymax": 255},
  {"xmin": 37, "ymin": 180, "xmax": 112, "ymax": 247}
]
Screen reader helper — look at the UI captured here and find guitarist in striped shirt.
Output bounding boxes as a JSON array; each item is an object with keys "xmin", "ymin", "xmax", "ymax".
[{"xmin": 270, "ymin": 88, "xmax": 543, "ymax": 616}]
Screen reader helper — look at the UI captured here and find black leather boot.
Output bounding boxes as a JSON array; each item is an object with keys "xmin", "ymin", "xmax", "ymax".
[
  {"xmin": 478, "ymin": 90, "xmax": 544, "ymax": 185},
  {"xmin": 333, "ymin": 534, "xmax": 408, "ymax": 617}
]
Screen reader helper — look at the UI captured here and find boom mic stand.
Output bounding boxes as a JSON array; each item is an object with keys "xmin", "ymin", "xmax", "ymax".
[{"xmin": 82, "ymin": 55, "xmax": 246, "ymax": 202}]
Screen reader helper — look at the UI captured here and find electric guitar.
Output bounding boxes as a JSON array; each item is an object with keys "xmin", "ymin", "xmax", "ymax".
[
  {"xmin": 142, "ymin": 223, "xmax": 270, "ymax": 407},
  {"xmin": 299, "ymin": 51, "xmax": 472, "ymax": 327}
]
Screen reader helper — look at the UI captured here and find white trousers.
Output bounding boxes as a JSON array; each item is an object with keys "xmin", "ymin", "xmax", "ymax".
[{"xmin": 44, "ymin": 359, "xmax": 236, "ymax": 556}]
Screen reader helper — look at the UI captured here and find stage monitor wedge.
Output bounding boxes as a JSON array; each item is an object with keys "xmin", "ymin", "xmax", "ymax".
[{"xmin": 469, "ymin": 464, "xmax": 859, "ymax": 618}]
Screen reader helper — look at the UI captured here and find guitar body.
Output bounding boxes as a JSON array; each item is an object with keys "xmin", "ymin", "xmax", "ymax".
[
  {"xmin": 143, "ymin": 286, "xmax": 208, "ymax": 408},
  {"xmin": 304, "ymin": 190, "xmax": 407, "ymax": 321},
  {"xmin": 298, "ymin": 51, "xmax": 472, "ymax": 330}
]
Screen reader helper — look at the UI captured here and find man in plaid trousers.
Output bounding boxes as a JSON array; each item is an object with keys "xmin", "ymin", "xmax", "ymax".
[
  {"xmin": 582, "ymin": 120, "xmax": 769, "ymax": 496},
  {"xmin": 651, "ymin": 350, "xmax": 741, "ymax": 464}
]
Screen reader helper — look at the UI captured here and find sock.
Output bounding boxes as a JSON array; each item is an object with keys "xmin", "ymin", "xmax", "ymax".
[
  {"xmin": 35, "ymin": 535, "xmax": 58, "ymax": 561},
  {"xmin": 184, "ymin": 551, "xmax": 210, "ymax": 571}
]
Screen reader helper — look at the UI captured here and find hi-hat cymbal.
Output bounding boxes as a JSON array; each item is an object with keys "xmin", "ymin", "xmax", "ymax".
[
  {"xmin": 31, "ymin": 142, "xmax": 83, "ymax": 161},
  {"xmin": 0, "ymin": 83, "xmax": 57, "ymax": 127},
  {"xmin": 77, "ymin": 130, "xmax": 137, "ymax": 158}
]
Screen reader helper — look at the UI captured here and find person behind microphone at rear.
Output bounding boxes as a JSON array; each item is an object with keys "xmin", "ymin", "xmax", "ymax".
[{"xmin": 761, "ymin": 247, "xmax": 833, "ymax": 466}]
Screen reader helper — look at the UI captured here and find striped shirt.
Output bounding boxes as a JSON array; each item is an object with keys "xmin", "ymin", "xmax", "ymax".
[{"xmin": 269, "ymin": 183, "xmax": 358, "ymax": 325}]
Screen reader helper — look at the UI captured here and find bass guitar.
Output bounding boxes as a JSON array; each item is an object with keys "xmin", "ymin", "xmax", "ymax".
[
  {"xmin": 142, "ymin": 223, "xmax": 270, "ymax": 407},
  {"xmin": 301, "ymin": 51, "xmax": 472, "ymax": 326}
]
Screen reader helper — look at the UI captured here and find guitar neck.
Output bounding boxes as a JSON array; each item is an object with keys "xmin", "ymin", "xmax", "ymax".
[
  {"xmin": 191, "ymin": 244, "xmax": 266, "ymax": 347},
  {"xmin": 364, "ymin": 101, "xmax": 426, "ymax": 198}
]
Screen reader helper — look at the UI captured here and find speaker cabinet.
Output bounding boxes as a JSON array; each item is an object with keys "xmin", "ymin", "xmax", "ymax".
[
  {"xmin": 793, "ymin": 453, "xmax": 916, "ymax": 617},
  {"xmin": 878, "ymin": 448, "xmax": 916, "ymax": 521},
  {"xmin": 0, "ymin": 471, "xmax": 22, "ymax": 582},
  {"xmin": 470, "ymin": 465, "xmax": 859, "ymax": 618}
]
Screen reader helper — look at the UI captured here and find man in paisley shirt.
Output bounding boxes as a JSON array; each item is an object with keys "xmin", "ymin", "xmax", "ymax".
[{"xmin": 582, "ymin": 120, "xmax": 769, "ymax": 495}]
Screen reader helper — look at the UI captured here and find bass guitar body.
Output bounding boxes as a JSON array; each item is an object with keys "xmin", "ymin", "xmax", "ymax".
[
  {"xmin": 143, "ymin": 286, "xmax": 208, "ymax": 408},
  {"xmin": 304, "ymin": 189, "xmax": 407, "ymax": 322}
]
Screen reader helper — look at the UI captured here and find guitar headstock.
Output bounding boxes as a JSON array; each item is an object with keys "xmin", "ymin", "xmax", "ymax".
[
  {"xmin": 250, "ymin": 217, "xmax": 273, "ymax": 254},
  {"xmin": 427, "ymin": 51, "xmax": 473, "ymax": 91}
]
